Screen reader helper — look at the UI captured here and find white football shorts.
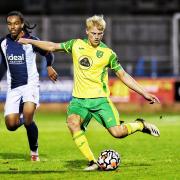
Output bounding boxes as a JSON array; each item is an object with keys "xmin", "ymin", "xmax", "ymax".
[{"xmin": 4, "ymin": 84, "xmax": 40, "ymax": 116}]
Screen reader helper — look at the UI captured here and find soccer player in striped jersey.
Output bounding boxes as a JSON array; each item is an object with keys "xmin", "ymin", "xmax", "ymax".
[
  {"xmin": 18, "ymin": 15, "xmax": 160, "ymax": 170},
  {"xmin": 0, "ymin": 11, "xmax": 58, "ymax": 161}
]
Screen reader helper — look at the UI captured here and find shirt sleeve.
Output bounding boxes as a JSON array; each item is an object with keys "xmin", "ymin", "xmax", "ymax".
[
  {"xmin": 108, "ymin": 51, "xmax": 124, "ymax": 72},
  {"xmin": 60, "ymin": 39, "xmax": 76, "ymax": 53}
]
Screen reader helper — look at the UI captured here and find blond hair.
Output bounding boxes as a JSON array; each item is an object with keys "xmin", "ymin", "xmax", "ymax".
[{"xmin": 86, "ymin": 15, "xmax": 106, "ymax": 31}]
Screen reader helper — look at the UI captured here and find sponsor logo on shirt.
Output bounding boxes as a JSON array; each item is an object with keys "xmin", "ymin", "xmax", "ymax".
[
  {"xmin": 79, "ymin": 56, "xmax": 93, "ymax": 70},
  {"xmin": 7, "ymin": 54, "xmax": 25, "ymax": 64}
]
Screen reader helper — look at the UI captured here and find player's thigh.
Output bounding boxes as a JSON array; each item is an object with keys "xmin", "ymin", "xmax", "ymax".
[
  {"xmin": 92, "ymin": 98, "xmax": 120, "ymax": 129},
  {"xmin": 22, "ymin": 84, "xmax": 40, "ymax": 107},
  {"xmin": 23, "ymin": 102, "xmax": 36, "ymax": 118},
  {"xmin": 4, "ymin": 88, "xmax": 22, "ymax": 116},
  {"xmin": 67, "ymin": 98, "xmax": 92, "ymax": 131}
]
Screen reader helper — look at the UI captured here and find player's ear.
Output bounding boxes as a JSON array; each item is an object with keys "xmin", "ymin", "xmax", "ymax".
[{"xmin": 86, "ymin": 29, "xmax": 89, "ymax": 35}]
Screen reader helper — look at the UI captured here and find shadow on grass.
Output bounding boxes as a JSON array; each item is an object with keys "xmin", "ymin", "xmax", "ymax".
[
  {"xmin": 0, "ymin": 153, "xmax": 25, "ymax": 160},
  {"xmin": 0, "ymin": 159, "xmax": 90, "ymax": 174},
  {"xmin": 121, "ymin": 162, "xmax": 152, "ymax": 167},
  {"xmin": 64, "ymin": 159, "xmax": 87, "ymax": 169},
  {"xmin": 0, "ymin": 170, "xmax": 67, "ymax": 174},
  {"xmin": 0, "ymin": 152, "xmax": 49, "ymax": 161}
]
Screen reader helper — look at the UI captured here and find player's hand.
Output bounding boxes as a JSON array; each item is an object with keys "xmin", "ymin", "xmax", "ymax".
[
  {"xmin": 18, "ymin": 38, "xmax": 30, "ymax": 45},
  {"xmin": 143, "ymin": 93, "xmax": 160, "ymax": 104},
  {"xmin": 47, "ymin": 66, "xmax": 58, "ymax": 82}
]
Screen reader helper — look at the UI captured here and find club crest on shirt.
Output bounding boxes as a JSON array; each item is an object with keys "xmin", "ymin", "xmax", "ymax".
[
  {"xmin": 96, "ymin": 50, "xmax": 104, "ymax": 58},
  {"xmin": 79, "ymin": 56, "xmax": 93, "ymax": 70}
]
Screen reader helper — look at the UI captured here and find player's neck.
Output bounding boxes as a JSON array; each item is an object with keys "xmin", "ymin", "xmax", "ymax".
[
  {"xmin": 87, "ymin": 40, "xmax": 99, "ymax": 48},
  {"xmin": 13, "ymin": 31, "xmax": 25, "ymax": 41}
]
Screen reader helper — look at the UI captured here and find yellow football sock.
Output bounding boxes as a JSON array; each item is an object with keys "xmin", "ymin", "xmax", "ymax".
[
  {"xmin": 73, "ymin": 130, "xmax": 96, "ymax": 162},
  {"xmin": 124, "ymin": 122, "xmax": 144, "ymax": 135}
]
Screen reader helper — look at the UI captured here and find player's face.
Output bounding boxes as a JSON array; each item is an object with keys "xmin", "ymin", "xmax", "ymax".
[
  {"xmin": 86, "ymin": 26, "xmax": 104, "ymax": 47},
  {"xmin": 7, "ymin": 16, "xmax": 24, "ymax": 38}
]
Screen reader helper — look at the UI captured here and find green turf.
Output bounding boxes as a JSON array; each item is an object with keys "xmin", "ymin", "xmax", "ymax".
[{"xmin": 0, "ymin": 111, "xmax": 180, "ymax": 179}]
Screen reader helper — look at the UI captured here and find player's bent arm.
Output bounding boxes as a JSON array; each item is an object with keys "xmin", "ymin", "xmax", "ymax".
[
  {"xmin": 18, "ymin": 38, "xmax": 64, "ymax": 52},
  {"xmin": 116, "ymin": 69, "xmax": 147, "ymax": 97}
]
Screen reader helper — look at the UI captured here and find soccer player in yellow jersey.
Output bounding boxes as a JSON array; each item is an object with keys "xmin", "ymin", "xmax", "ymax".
[{"xmin": 18, "ymin": 15, "xmax": 160, "ymax": 171}]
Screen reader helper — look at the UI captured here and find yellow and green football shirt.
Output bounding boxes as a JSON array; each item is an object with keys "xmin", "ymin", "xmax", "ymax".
[{"xmin": 60, "ymin": 39, "xmax": 123, "ymax": 98}]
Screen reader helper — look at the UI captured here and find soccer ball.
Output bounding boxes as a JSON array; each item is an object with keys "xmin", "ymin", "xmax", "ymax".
[{"xmin": 97, "ymin": 149, "xmax": 120, "ymax": 171}]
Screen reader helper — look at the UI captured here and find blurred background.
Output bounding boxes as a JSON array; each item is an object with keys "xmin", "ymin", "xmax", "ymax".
[{"xmin": 1, "ymin": 0, "xmax": 180, "ymax": 111}]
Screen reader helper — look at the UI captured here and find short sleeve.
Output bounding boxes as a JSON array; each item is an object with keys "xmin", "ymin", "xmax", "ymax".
[
  {"xmin": 109, "ymin": 51, "xmax": 123, "ymax": 72},
  {"xmin": 60, "ymin": 39, "xmax": 76, "ymax": 53}
]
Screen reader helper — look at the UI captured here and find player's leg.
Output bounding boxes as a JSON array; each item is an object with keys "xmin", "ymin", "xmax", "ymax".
[
  {"xmin": 5, "ymin": 113, "xmax": 21, "ymax": 131},
  {"xmin": 108, "ymin": 120, "xmax": 160, "ymax": 138},
  {"xmin": 106, "ymin": 102, "xmax": 144, "ymax": 137},
  {"xmin": 67, "ymin": 114, "xmax": 98, "ymax": 171},
  {"xmin": 105, "ymin": 101, "xmax": 160, "ymax": 137},
  {"xmin": 107, "ymin": 122, "xmax": 143, "ymax": 138},
  {"xmin": 67, "ymin": 98, "xmax": 97, "ymax": 170},
  {"xmin": 67, "ymin": 113, "xmax": 96, "ymax": 162},
  {"xmin": 23, "ymin": 84, "xmax": 40, "ymax": 161},
  {"xmin": 93, "ymin": 98, "xmax": 160, "ymax": 138},
  {"xmin": 4, "ymin": 90, "xmax": 24, "ymax": 131},
  {"xmin": 23, "ymin": 102, "xmax": 39, "ymax": 161}
]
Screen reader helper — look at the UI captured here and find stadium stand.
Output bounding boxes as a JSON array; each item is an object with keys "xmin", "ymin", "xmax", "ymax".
[{"xmin": 0, "ymin": 0, "xmax": 179, "ymax": 77}]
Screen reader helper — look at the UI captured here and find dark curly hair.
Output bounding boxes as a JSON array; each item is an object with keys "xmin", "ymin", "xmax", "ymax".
[{"xmin": 6, "ymin": 11, "xmax": 36, "ymax": 33}]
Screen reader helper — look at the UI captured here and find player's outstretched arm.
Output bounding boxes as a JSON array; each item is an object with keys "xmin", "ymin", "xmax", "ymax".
[
  {"xmin": 18, "ymin": 38, "xmax": 63, "ymax": 52},
  {"xmin": 116, "ymin": 69, "xmax": 160, "ymax": 104}
]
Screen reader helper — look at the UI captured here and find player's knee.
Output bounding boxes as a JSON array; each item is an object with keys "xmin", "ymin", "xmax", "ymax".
[
  {"xmin": 110, "ymin": 131, "xmax": 121, "ymax": 138},
  {"xmin": 5, "ymin": 122, "xmax": 18, "ymax": 131},
  {"xmin": 109, "ymin": 126, "xmax": 127, "ymax": 138},
  {"xmin": 5, "ymin": 117, "xmax": 19, "ymax": 131},
  {"xmin": 67, "ymin": 114, "xmax": 81, "ymax": 130}
]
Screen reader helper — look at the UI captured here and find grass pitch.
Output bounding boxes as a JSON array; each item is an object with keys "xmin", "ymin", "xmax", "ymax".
[{"xmin": 0, "ymin": 111, "xmax": 180, "ymax": 179}]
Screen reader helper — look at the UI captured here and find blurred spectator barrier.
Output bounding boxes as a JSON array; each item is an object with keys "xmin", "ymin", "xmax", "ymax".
[
  {"xmin": 0, "ymin": 78, "xmax": 176, "ymax": 104},
  {"xmin": 109, "ymin": 78, "xmax": 175, "ymax": 105}
]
